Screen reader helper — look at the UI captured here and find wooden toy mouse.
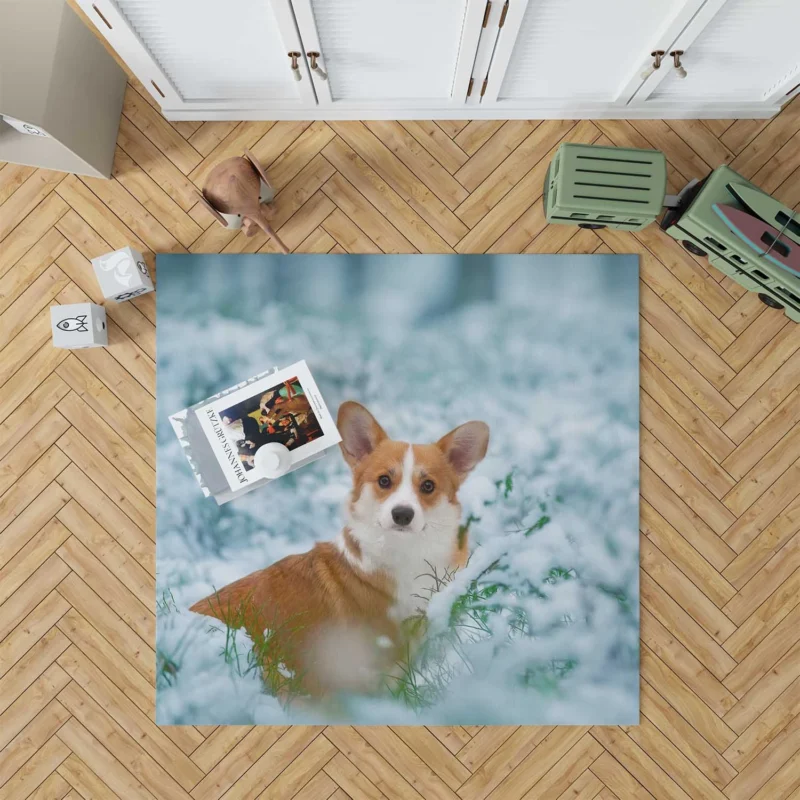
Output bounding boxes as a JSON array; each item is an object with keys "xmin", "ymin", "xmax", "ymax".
[{"xmin": 197, "ymin": 149, "xmax": 290, "ymax": 254}]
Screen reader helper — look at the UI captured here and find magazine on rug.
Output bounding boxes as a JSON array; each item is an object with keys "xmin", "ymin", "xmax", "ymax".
[{"xmin": 170, "ymin": 360, "xmax": 341, "ymax": 504}]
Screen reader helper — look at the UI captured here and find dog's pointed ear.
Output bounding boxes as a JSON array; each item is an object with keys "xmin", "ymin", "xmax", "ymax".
[
  {"xmin": 338, "ymin": 402, "xmax": 388, "ymax": 469},
  {"xmin": 437, "ymin": 421, "xmax": 490, "ymax": 484}
]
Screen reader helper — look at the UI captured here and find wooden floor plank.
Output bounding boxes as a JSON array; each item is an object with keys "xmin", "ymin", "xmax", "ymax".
[
  {"xmin": 189, "ymin": 727, "xmax": 289, "ymax": 800},
  {"xmin": 121, "ymin": 84, "xmax": 202, "ymax": 175},
  {"xmin": 0, "ymin": 192, "xmax": 70, "ymax": 277},
  {"xmin": 400, "ymin": 120, "xmax": 470, "ymax": 175},
  {"xmin": 0, "ymin": 163, "xmax": 36, "ymax": 206},
  {"xmin": 57, "ymin": 752, "xmax": 123, "ymax": 799},
  {"xmin": 721, "ymin": 350, "xmax": 800, "ymax": 446},
  {"xmin": 322, "ymin": 173, "xmax": 416, "ymax": 254},
  {"xmin": 56, "ymin": 572, "xmax": 155, "ymax": 682},
  {"xmin": 453, "ymin": 120, "xmax": 538, "ymax": 192},
  {"xmin": 641, "ymin": 392, "xmax": 735, "ymax": 500},
  {"xmin": 54, "ymin": 464, "xmax": 154, "ymax": 574},
  {"xmin": 0, "ymin": 732, "xmax": 70, "ymax": 800},
  {"xmin": 590, "ymin": 725, "xmax": 694, "ymax": 800},
  {"xmin": 641, "ymin": 319, "xmax": 736, "ymax": 426},
  {"xmin": 116, "ymin": 115, "xmax": 200, "ymax": 212},
  {"xmin": 56, "ymin": 606, "xmax": 155, "ymax": 717},
  {"xmin": 0, "ymin": 697, "xmax": 71, "ymax": 789},
  {"xmin": 55, "ymin": 427, "xmax": 154, "ymax": 538},
  {"xmin": 640, "ymin": 680, "xmax": 736, "ymax": 790},
  {"xmin": 56, "ymin": 716, "xmax": 159, "ymax": 800},
  {"xmin": 724, "ymin": 644, "xmax": 800, "ymax": 736},
  {"xmin": 722, "ymin": 460, "xmax": 800, "ymax": 553},
  {"xmin": 111, "ymin": 148, "xmax": 203, "ymax": 248},
  {"xmin": 724, "ymin": 679, "xmax": 800, "ymax": 774},
  {"xmin": 723, "ymin": 557, "xmax": 800, "ymax": 656},
  {"xmin": 0, "ymin": 555, "xmax": 70, "ymax": 644},
  {"xmin": 0, "ymin": 169, "xmax": 65, "ymax": 242},
  {"xmin": 186, "ymin": 121, "xmax": 239, "ymax": 158},
  {"xmin": 0, "ymin": 228, "xmax": 68, "ymax": 317},
  {"xmin": 56, "ymin": 653, "xmax": 203, "ymax": 793},
  {"xmin": 364, "ymin": 121, "xmax": 468, "ymax": 210},
  {"xmin": 328, "ymin": 121, "xmax": 468, "ymax": 246},
  {"xmin": 640, "ymin": 356, "xmax": 736, "ymax": 464},
  {"xmin": 265, "ymin": 121, "xmax": 336, "ymax": 192},
  {"xmin": 249, "ymin": 121, "xmax": 313, "ymax": 175},
  {"xmin": 641, "ymin": 535, "xmax": 736, "ymax": 644},
  {"xmin": 622, "ymin": 717, "xmax": 728, "ymax": 800},
  {"xmin": 322, "ymin": 137, "xmax": 453, "ymax": 253},
  {"xmin": 455, "ymin": 119, "xmax": 578, "ymax": 231}
]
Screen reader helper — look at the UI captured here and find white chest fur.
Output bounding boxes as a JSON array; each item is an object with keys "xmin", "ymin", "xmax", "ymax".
[{"xmin": 344, "ymin": 519, "xmax": 457, "ymax": 622}]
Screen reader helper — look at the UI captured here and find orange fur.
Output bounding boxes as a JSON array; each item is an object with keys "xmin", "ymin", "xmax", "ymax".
[{"xmin": 189, "ymin": 542, "xmax": 397, "ymax": 695}]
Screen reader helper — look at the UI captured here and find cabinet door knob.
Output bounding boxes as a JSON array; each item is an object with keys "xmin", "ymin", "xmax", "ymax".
[
  {"xmin": 288, "ymin": 52, "xmax": 302, "ymax": 81},
  {"xmin": 640, "ymin": 50, "xmax": 665, "ymax": 81},
  {"xmin": 307, "ymin": 52, "xmax": 328, "ymax": 81},
  {"xmin": 670, "ymin": 50, "xmax": 687, "ymax": 79}
]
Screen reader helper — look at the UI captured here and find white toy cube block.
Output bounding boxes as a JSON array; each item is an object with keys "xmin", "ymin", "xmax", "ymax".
[
  {"xmin": 91, "ymin": 246, "xmax": 154, "ymax": 302},
  {"xmin": 51, "ymin": 303, "xmax": 107, "ymax": 349}
]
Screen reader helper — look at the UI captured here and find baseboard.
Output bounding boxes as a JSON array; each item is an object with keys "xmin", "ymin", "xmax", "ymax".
[{"xmin": 162, "ymin": 103, "xmax": 781, "ymax": 122}]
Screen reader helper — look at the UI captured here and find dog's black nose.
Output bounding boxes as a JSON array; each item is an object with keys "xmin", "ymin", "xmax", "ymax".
[{"xmin": 391, "ymin": 506, "xmax": 415, "ymax": 527}]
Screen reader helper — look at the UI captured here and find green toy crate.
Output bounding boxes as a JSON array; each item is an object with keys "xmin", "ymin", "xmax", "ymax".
[
  {"xmin": 660, "ymin": 165, "xmax": 800, "ymax": 323},
  {"xmin": 544, "ymin": 143, "xmax": 667, "ymax": 231}
]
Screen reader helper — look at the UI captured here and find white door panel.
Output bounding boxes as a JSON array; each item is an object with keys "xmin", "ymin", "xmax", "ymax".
[
  {"xmin": 490, "ymin": 0, "xmax": 701, "ymax": 104},
  {"xmin": 292, "ymin": 0, "xmax": 483, "ymax": 105},
  {"xmin": 76, "ymin": 0, "xmax": 314, "ymax": 109},
  {"xmin": 480, "ymin": 0, "xmax": 713, "ymax": 109},
  {"xmin": 646, "ymin": 0, "xmax": 800, "ymax": 103}
]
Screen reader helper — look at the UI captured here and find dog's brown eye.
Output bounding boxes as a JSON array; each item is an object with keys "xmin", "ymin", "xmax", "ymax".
[
  {"xmin": 378, "ymin": 475, "xmax": 392, "ymax": 489},
  {"xmin": 421, "ymin": 479, "xmax": 435, "ymax": 494}
]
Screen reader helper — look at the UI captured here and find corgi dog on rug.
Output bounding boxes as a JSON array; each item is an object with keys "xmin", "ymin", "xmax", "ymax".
[{"xmin": 189, "ymin": 401, "xmax": 490, "ymax": 698}]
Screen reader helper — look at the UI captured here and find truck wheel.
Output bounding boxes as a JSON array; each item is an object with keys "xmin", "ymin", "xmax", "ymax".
[
  {"xmin": 758, "ymin": 293, "xmax": 784, "ymax": 310},
  {"xmin": 578, "ymin": 223, "xmax": 606, "ymax": 230},
  {"xmin": 682, "ymin": 240, "xmax": 707, "ymax": 257}
]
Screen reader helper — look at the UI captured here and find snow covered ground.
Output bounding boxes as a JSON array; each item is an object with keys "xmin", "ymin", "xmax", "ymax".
[{"xmin": 155, "ymin": 254, "xmax": 639, "ymax": 725}]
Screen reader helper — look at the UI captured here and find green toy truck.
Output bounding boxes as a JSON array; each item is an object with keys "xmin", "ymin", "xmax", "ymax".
[
  {"xmin": 543, "ymin": 143, "xmax": 667, "ymax": 231},
  {"xmin": 659, "ymin": 165, "xmax": 800, "ymax": 323},
  {"xmin": 544, "ymin": 143, "xmax": 800, "ymax": 322}
]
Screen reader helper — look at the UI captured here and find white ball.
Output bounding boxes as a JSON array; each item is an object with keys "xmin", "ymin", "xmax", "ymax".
[{"xmin": 254, "ymin": 442, "xmax": 292, "ymax": 479}]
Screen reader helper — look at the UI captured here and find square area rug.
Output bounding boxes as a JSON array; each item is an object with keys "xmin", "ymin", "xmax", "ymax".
[{"xmin": 155, "ymin": 254, "xmax": 639, "ymax": 725}]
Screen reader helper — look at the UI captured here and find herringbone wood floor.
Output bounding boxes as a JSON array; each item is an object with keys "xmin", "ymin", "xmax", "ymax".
[{"xmin": 2, "ymin": 51, "xmax": 800, "ymax": 800}]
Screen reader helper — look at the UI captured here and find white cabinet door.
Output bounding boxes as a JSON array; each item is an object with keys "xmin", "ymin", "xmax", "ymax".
[
  {"xmin": 634, "ymin": 0, "xmax": 800, "ymax": 109},
  {"xmin": 290, "ymin": 0, "xmax": 486, "ymax": 109},
  {"xmin": 478, "ymin": 0, "xmax": 708, "ymax": 111},
  {"xmin": 76, "ymin": 0, "xmax": 316, "ymax": 113}
]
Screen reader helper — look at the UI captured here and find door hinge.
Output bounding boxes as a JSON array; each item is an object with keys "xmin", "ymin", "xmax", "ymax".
[
  {"xmin": 482, "ymin": 0, "xmax": 492, "ymax": 27},
  {"xmin": 467, "ymin": 77, "xmax": 474, "ymax": 97},
  {"xmin": 499, "ymin": 0, "xmax": 509, "ymax": 27},
  {"xmin": 480, "ymin": 77, "xmax": 488, "ymax": 97}
]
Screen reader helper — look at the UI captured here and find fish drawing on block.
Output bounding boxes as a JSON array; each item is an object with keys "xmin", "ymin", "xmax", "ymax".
[
  {"xmin": 56, "ymin": 315, "xmax": 89, "ymax": 333},
  {"xmin": 712, "ymin": 203, "xmax": 800, "ymax": 276}
]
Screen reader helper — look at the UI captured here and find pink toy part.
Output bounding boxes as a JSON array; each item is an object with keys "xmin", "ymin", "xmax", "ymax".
[
  {"xmin": 713, "ymin": 204, "xmax": 800, "ymax": 276},
  {"xmin": 726, "ymin": 182, "xmax": 800, "ymax": 246}
]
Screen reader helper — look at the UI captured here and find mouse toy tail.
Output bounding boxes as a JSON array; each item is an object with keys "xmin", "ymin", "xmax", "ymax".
[{"xmin": 254, "ymin": 210, "xmax": 290, "ymax": 254}]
